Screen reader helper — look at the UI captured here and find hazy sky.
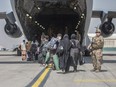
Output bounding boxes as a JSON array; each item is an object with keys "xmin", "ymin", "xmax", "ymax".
[
  {"xmin": 0, "ymin": 0, "xmax": 116, "ymax": 48},
  {"xmin": 0, "ymin": 0, "xmax": 12, "ymax": 13},
  {"xmin": 93, "ymin": 0, "xmax": 116, "ymax": 11}
]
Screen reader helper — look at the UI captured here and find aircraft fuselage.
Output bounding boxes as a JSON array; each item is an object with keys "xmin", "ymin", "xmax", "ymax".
[{"xmin": 10, "ymin": 0, "xmax": 93, "ymax": 45}]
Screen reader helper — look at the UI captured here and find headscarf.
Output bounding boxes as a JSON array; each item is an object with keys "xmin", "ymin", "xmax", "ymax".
[
  {"xmin": 63, "ymin": 34, "xmax": 69, "ymax": 39},
  {"xmin": 71, "ymin": 34, "xmax": 76, "ymax": 39},
  {"xmin": 62, "ymin": 34, "xmax": 71, "ymax": 52}
]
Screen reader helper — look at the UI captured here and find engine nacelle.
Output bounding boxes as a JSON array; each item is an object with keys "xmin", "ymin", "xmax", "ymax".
[
  {"xmin": 99, "ymin": 21, "xmax": 115, "ymax": 37},
  {"xmin": 4, "ymin": 19, "xmax": 22, "ymax": 38}
]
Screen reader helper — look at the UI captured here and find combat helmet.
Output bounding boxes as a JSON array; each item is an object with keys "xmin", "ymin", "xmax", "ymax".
[{"xmin": 95, "ymin": 28, "xmax": 101, "ymax": 33}]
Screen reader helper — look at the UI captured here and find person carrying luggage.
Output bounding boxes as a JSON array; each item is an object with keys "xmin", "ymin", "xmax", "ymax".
[
  {"xmin": 70, "ymin": 34, "xmax": 81, "ymax": 72},
  {"xmin": 30, "ymin": 40, "xmax": 37, "ymax": 61}
]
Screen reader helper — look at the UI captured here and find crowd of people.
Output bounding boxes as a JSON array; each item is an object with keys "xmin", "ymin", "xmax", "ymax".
[
  {"xmin": 18, "ymin": 28, "xmax": 104, "ymax": 73},
  {"xmin": 18, "ymin": 32, "xmax": 84, "ymax": 74}
]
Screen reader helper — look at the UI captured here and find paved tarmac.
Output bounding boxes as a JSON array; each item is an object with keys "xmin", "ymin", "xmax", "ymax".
[
  {"xmin": 0, "ymin": 51, "xmax": 17, "ymax": 56},
  {"xmin": 45, "ymin": 56, "xmax": 116, "ymax": 87},
  {"xmin": 0, "ymin": 55, "xmax": 116, "ymax": 87}
]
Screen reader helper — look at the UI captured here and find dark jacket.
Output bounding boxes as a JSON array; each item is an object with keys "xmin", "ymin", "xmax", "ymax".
[
  {"xmin": 70, "ymin": 34, "xmax": 81, "ymax": 66},
  {"xmin": 60, "ymin": 34, "xmax": 71, "ymax": 70}
]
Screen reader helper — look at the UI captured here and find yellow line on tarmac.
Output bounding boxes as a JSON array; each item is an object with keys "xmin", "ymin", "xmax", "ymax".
[
  {"xmin": 74, "ymin": 79, "xmax": 116, "ymax": 83},
  {"xmin": 32, "ymin": 67, "xmax": 50, "ymax": 87}
]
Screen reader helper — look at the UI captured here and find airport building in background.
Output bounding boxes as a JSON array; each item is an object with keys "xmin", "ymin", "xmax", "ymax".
[{"xmin": 88, "ymin": 34, "xmax": 116, "ymax": 47}]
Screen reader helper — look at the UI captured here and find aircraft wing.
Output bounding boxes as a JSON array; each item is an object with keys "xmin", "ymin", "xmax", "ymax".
[
  {"xmin": 108, "ymin": 11, "xmax": 116, "ymax": 18},
  {"xmin": 92, "ymin": 10, "xmax": 116, "ymax": 23},
  {"xmin": 0, "ymin": 12, "xmax": 6, "ymax": 19},
  {"xmin": 92, "ymin": 10, "xmax": 116, "ymax": 18},
  {"xmin": 92, "ymin": 10, "xmax": 107, "ymax": 23},
  {"xmin": 92, "ymin": 10, "xmax": 103, "ymax": 18},
  {"xmin": 0, "ymin": 12, "xmax": 16, "ymax": 24}
]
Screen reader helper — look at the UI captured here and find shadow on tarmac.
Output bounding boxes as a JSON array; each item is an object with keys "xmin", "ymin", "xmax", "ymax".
[
  {"xmin": 100, "ymin": 70, "xmax": 108, "ymax": 72},
  {"xmin": 57, "ymin": 69, "xmax": 86, "ymax": 74},
  {"xmin": 103, "ymin": 60, "xmax": 116, "ymax": 63},
  {"xmin": 0, "ymin": 61, "xmax": 38, "ymax": 64},
  {"xmin": 84, "ymin": 56, "xmax": 116, "ymax": 64}
]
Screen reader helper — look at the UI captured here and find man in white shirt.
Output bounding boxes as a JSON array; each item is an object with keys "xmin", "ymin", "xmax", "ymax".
[{"xmin": 20, "ymin": 40, "xmax": 26, "ymax": 61}]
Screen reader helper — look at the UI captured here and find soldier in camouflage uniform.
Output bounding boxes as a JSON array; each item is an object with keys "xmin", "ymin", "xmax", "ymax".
[{"xmin": 89, "ymin": 29, "xmax": 104, "ymax": 72}]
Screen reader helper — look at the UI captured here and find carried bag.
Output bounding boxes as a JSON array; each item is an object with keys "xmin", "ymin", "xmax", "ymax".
[
  {"xmin": 56, "ymin": 41, "xmax": 64, "ymax": 55},
  {"xmin": 79, "ymin": 52, "xmax": 85, "ymax": 65}
]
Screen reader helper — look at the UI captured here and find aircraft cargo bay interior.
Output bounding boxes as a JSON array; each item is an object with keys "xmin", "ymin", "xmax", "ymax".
[{"xmin": 15, "ymin": 0, "xmax": 86, "ymax": 43}]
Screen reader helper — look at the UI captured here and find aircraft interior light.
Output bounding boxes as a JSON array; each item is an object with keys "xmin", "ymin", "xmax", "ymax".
[
  {"xmin": 29, "ymin": 16, "xmax": 32, "ymax": 19},
  {"xmin": 26, "ymin": 14, "xmax": 29, "ymax": 17},
  {"xmin": 40, "ymin": 25, "xmax": 42, "ymax": 27},
  {"xmin": 81, "ymin": 16, "xmax": 83, "ymax": 18},
  {"xmin": 35, "ymin": 21, "xmax": 37, "ymax": 23},
  {"xmin": 38, "ymin": 7, "xmax": 40, "ymax": 10},
  {"xmin": 76, "ymin": 25, "xmax": 78, "ymax": 29},
  {"xmin": 74, "ymin": 7, "xmax": 76, "ymax": 10},
  {"xmin": 82, "ymin": 13, "xmax": 84, "ymax": 16}
]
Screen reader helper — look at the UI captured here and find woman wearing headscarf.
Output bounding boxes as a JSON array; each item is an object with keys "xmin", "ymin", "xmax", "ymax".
[
  {"xmin": 70, "ymin": 34, "xmax": 81, "ymax": 72},
  {"xmin": 61, "ymin": 34, "xmax": 71, "ymax": 73}
]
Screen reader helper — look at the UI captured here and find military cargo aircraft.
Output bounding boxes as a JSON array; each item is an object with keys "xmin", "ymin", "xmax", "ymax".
[{"xmin": 0, "ymin": 0, "xmax": 116, "ymax": 46}]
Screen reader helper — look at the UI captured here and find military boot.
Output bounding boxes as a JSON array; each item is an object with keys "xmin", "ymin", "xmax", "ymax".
[
  {"xmin": 73, "ymin": 66, "xmax": 77, "ymax": 72},
  {"xmin": 91, "ymin": 68, "xmax": 97, "ymax": 72}
]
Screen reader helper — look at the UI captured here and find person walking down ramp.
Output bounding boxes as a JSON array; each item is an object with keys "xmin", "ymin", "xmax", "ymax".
[
  {"xmin": 70, "ymin": 34, "xmax": 81, "ymax": 72},
  {"xmin": 61, "ymin": 34, "xmax": 71, "ymax": 73}
]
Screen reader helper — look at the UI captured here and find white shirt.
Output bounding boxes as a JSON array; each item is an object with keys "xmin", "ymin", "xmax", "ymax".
[{"xmin": 21, "ymin": 42, "xmax": 26, "ymax": 50}]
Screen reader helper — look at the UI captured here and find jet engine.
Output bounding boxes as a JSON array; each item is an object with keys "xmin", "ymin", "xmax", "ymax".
[
  {"xmin": 99, "ymin": 21, "xmax": 115, "ymax": 37},
  {"xmin": 4, "ymin": 18, "xmax": 22, "ymax": 38}
]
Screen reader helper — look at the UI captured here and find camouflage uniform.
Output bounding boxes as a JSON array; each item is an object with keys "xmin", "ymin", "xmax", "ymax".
[{"xmin": 89, "ymin": 29, "xmax": 104, "ymax": 71}]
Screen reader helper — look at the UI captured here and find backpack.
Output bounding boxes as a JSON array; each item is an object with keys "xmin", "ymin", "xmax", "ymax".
[
  {"xmin": 71, "ymin": 40, "xmax": 77, "ymax": 48},
  {"xmin": 47, "ymin": 37, "xmax": 57, "ymax": 49},
  {"xmin": 70, "ymin": 40, "xmax": 80, "ymax": 54}
]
